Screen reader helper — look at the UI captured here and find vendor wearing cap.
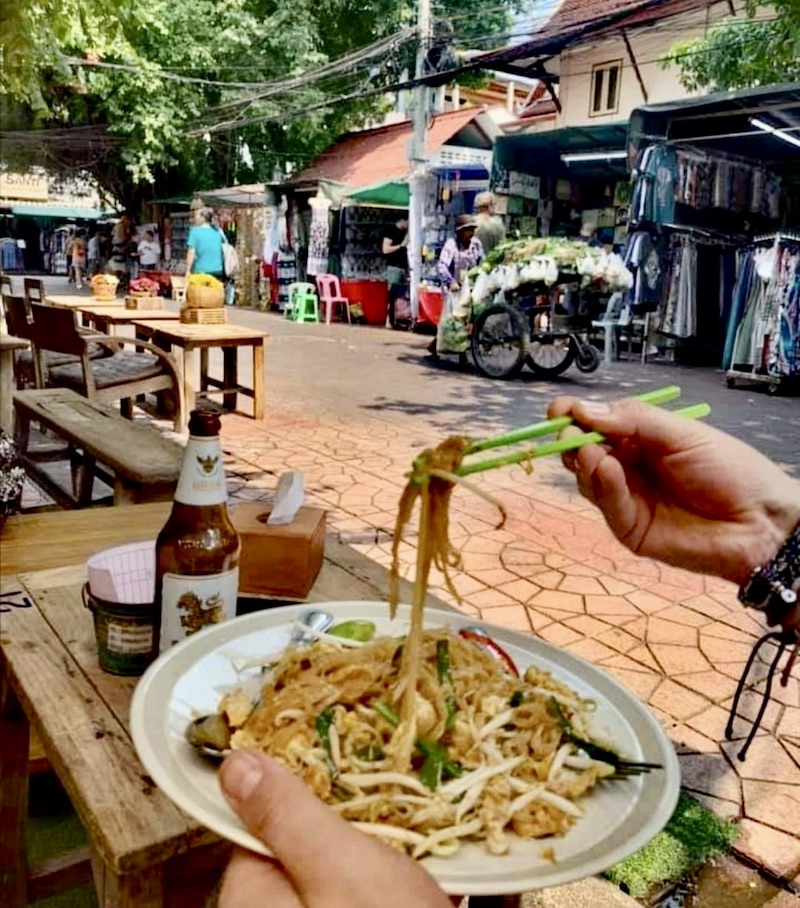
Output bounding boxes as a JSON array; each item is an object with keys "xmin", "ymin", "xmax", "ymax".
[
  {"xmin": 474, "ymin": 191, "xmax": 506, "ymax": 256},
  {"xmin": 438, "ymin": 214, "xmax": 485, "ymax": 292}
]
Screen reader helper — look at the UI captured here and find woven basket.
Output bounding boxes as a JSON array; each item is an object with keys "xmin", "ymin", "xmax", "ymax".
[
  {"xmin": 93, "ymin": 288, "xmax": 117, "ymax": 301},
  {"xmin": 186, "ymin": 285, "xmax": 224, "ymax": 309}
]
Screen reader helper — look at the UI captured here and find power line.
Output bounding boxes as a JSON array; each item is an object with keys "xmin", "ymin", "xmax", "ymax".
[{"xmin": 61, "ymin": 28, "xmax": 415, "ymax": 95}]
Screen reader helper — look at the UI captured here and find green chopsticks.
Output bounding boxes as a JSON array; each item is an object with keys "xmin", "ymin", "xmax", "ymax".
[{"xmin": 456, "ymin": 386, "xmax": 711, "ymax": 478}]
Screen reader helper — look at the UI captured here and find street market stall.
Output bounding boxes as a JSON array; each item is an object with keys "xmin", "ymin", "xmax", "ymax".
[{"xmin": 627, "ymin": 83, "xmax": 800, "ymax": 386}]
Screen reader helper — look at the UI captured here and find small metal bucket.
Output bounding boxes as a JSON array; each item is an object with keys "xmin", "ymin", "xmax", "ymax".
[{"xmin": 83, "ymin": 584, "xmax": 156, "ymax": 676}]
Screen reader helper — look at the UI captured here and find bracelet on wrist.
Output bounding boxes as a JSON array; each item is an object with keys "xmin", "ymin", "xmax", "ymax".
[{"xmin": 738, "ymin": 521, "xmax": 800, "ymax": 624}]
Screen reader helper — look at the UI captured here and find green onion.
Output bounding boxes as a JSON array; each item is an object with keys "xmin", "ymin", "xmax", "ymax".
[
  {"xmin": 510, "ymin": 691, "xmax": 525, "ymax": 708},
  {"xmin": 315, "ymin": 707, "xmax": 339, "ymax": 778},
  {"xmin": 436, "ymin": 639, "xmax": 458, "ymax": 731},
  {"xmin": 373, "ymin": 701, "xmax": 401, "ymax": 728}
]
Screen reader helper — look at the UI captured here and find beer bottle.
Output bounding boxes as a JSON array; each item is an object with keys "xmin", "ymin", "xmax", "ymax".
[{"xmin": 153, "ymin": 409, "xmax": 240, "ymax": 655}]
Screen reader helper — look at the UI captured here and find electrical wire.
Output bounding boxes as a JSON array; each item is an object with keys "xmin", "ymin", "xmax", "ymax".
[
  {"xmin": 61, "ymin": 28, "xmax": 415, "ymax": 95},
  {"xmin": 445, "ymin": 13, "xmax": 779, "ymax": 49}
]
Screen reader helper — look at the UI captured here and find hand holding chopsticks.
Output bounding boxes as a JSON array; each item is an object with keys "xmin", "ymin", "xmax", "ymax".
[{"xmin": 457, "ymin": 386, "xmax": 711, "ymax": 477}]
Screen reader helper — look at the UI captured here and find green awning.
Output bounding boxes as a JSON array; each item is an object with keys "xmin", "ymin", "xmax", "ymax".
[
  {"xmin": 347, "ymin": 180, "xmax": 409, "ymax": 207},
  {"xmin": 11, "ymin": 202, "xmax": 111, "ymax": 220}
]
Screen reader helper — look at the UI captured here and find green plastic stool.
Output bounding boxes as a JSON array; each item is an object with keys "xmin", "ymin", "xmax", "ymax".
[{"xmin": 287, "ymin": 282, "xmax": 319, "ymax": 323}]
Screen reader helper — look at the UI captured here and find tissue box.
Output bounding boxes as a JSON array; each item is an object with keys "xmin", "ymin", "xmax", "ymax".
[{"xmin": 232, "ymin": 504, "xmax": 326, "ymax": 598}]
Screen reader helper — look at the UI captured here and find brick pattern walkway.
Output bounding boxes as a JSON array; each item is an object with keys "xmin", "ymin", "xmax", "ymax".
[{"xmin": 219, "ymin": 402, "xmax": 800, "ymax": 884}]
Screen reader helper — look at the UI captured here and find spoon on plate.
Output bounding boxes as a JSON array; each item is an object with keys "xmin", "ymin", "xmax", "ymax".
[{"xmin": 186, "ymin": 608, "xmax": 334, "ymax": 761}]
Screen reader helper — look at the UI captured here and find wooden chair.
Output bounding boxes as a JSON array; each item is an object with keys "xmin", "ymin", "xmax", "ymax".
[
  {"xmin": 23, "ymin": 277, "xmax": 46, "ymax": 308},
  {"xmin": 315, "ymin": 274, "xmax": 352, "ymax": 325},
  {"xmin": 28, "ymin": 303, "xmax": 183, "ymax": 429},
  {"xmin": 4, "ymin": 295, "xmax": 112, "ymax": 389}
]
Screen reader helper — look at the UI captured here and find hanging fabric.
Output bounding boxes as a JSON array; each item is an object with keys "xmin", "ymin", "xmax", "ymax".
[{"xmin": 726, "ymin": 234, "xmax": 800, "ymax": 377}]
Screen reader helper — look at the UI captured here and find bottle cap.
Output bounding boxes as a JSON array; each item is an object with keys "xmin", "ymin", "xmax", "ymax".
[{"xmin": 188, "ymin": 409, "xmax": 221, "ymax": 437}]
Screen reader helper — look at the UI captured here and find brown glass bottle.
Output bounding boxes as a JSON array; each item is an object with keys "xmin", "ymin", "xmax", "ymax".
[{"xmin": 152, "ymin": 409, "xmax": 241, "ymax": 657}]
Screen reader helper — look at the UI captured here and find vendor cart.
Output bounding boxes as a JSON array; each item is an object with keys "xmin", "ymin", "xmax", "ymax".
[{"xmin": 432, "ymin": 238, "xmax": 634, "ymax": 380}]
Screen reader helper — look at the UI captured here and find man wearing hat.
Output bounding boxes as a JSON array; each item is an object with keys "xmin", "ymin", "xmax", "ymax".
[
  {"xmin": 437, "ymin": 214, "xmax": 485, "ymax": 291},
  {"xmin": 474, "ymin": 191, "xmax": 506, "ymax": 256}
]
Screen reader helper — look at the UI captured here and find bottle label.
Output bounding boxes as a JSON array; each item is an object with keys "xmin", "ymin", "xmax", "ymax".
[
  {"xmin": 107, "ymin": 622, "xmax": 153, "ymax": 655},
  {"xmin": 175, "ymin": 436, "xmax": 228, "ymax": 506},
  {"xmin": 159, "ymin": 568, "xmax": 239, "ymax": 651}
]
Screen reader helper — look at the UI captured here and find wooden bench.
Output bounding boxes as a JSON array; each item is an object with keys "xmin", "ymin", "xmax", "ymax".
[{"xmin": 14, "ymin": 388, "xmax": 183, "ymax": 508}]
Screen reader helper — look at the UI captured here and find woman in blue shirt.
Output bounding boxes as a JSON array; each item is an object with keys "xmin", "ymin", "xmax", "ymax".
[{"xmin": 185, "ymin": 207, "xmax": 225, "ymax": 279}]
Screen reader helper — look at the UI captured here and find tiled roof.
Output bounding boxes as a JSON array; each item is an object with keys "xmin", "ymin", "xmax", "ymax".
[
  {"xmin": 538, "ymin": 0, "xmax": 655, "ymax": 40},
  {"xmin": 292, "ymin": 108, "xmax": 486, "ymax": 187},
  {"xmin": 480, "ymin": 0, "xmax": 721, "ymax": 66}
]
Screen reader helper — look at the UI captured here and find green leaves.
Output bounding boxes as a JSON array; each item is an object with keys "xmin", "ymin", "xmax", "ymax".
[
  {"xmin": 664, "ymin": 3, "xmax": 800, "ymax": 91},
  {"xmin": 2, "ymin": 0, "xmax": 518, "ymax": 202}
]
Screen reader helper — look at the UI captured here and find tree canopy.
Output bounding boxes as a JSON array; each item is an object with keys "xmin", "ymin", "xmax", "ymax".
[
  {"xmin": 1, "ymin": 0, "xmax": 517, "ymax": 208},
  {"xmin": 666, "ymin": 0, "xmax": 800, "ymax": 93}
]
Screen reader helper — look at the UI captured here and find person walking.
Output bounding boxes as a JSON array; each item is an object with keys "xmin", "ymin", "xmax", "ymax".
[
  {"xmin": 66, "ymin": 231, "xmax": 87, "ymax": 289},
  {"xmin": 474, "ymin": 191, "xmax": 506, "ymax": 256},
  {"xmin": 382, "ymin": 215, "xmax": 409, "ymax": 326},
  {"xmin": 185, "ymin": 207, "xmax": 225, "ymax": 280},
  {"xmin": 437, "ymin": 214, "xmax": 484, "ymax": 291}
]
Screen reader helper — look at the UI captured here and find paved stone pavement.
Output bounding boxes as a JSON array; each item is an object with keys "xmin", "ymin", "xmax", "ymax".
[
  {"xmin": 210, "ymin": 310, "xmax": 800, "ymax": 884},
  {"xmin": 15, "ymin": 280, "xmax": 800, "ymax": 885}
]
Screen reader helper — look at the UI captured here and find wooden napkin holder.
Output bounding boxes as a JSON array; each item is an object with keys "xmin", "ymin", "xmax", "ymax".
[{"xmin": 232, "ymin": 503, "xmax": 326, "ymax": 598}]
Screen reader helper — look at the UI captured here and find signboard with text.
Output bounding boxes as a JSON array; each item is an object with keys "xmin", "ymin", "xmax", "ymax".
[{"xmin": 0, "ymin": 172, "xmax": 49, "ymax": 202}]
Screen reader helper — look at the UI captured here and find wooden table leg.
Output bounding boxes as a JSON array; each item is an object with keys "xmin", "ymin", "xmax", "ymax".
[
  {"xmin": 91, "ymin": 846, "xmax": 164, "ymax": 908},
  {"xmin": 180, "ymin": 346, "xmax": 196, "ymax": 425},
  {"xmin": 0, "ymin": 673, "xmax": 31, "ymax": 908},
  {"xmin": 0, "ymin": 349, "xmax": 15, "ymax": 433},
  {"xmin": 200, "ymin": 348, "xmax": 210, "ymax": 394},
  {"xmin": 252, "ymin": 342, "xmax": 265, "ymax": 420},
  {"xmin": 223, "ymin": 347, "xmax": 237, "ymax": 412}
]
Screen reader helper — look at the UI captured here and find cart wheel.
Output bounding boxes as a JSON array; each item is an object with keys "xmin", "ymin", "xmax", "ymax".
[
  {"xmin": 574, "ymin": 342, "xmax": 602, "ymax": 374},
  {"xmin": 768, "ymin": 382, "xmax": 779, "ymax": 395},
  {"xmin": 527, "ymin": 334, "xmax": 576, "ymax": 378},
  {"xmin": 471, "ymin": 303, "xmax": 529, "ymax": 379},
  {"xmin": 725, "ymin": 377, "xmax": 737, "ymax": 389}
]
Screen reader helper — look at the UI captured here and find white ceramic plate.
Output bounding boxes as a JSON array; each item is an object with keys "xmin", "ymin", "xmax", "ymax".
[{"xmin": 131, "ymin": 602, "xmax": 680, "ymax": 896}]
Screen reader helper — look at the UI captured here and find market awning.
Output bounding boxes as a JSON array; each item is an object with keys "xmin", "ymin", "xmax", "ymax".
[
  {"xmin": 9, "ymin": 202, "xmax": 112, "ymax": 220},
  {"xmin": 494, "ymin": 123, "xmax": 631, "ymax": 178},
  {"xmin": 629, "ymin": 82, "xmax": 800, "ymax": 171},
  {"xmin": 347, "ymin": 180, "xmax": 410, "ymax": 207}
]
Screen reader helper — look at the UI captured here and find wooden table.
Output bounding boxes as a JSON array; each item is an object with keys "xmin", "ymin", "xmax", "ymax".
[
  {"xmin": 78, "ymin": 305, "xmax": 180, "ymax": 335},
  {"xmin": 46, "ymin": 294, "xmax": 124, "ymax": 309},
  {"xmin": 133, "ymin": 321, "xmax": 267, "ymax": 426},
  {"xmin": 14, "ymin": 389, "xmax": 182, "ymax": 507},
  {"xmin": 0, "ymin": 505, "xmax": 445, "ymax": 907},
  {"xmin": 0, "ymin": 335, "xmax": 29, "ymax": 431}
]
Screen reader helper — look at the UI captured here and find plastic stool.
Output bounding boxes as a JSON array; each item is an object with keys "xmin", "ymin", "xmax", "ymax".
[{"xmin": 287, "ymin": 282, "xmax": 319, "ymax": 323}]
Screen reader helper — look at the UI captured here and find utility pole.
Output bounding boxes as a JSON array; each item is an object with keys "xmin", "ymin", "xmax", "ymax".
[{"xmin": 407, "ymin": 0, "xmax": 432, "ymax": 320}]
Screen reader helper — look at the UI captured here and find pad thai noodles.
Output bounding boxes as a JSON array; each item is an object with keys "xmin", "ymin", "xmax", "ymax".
[
  {"xmin": 194, "ymin": 437, "xmax": 638, "ymax": 858},
  {"xmin": 219, "ymin": 627, "xmax": 614, "ymax": 857}
]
